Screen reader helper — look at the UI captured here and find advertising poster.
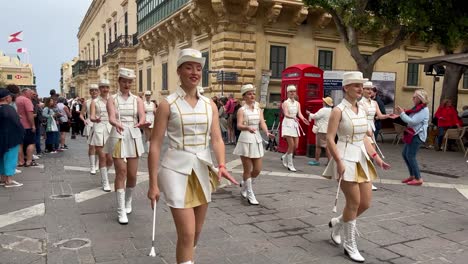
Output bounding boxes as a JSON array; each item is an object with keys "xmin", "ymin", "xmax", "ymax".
[{"xmin": 323, "ymin": 71, "xmax": 396, "ymax": 113}]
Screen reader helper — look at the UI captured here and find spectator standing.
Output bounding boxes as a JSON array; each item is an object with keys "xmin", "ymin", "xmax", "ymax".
[
  {"xmin": 16, "ymin": 88, "xmax": 37, "ymax": 167},
  {"xmin": 434, "ymin": 99, "xmax": 462, "ymax": 150},
  {"xmin": 42, "ymin": 98, "xmax": 60, "ymax": 153},
  {"xmin": 0, "ymin": 88, "xmax": 25, "ymax": 187},
  {"xmin": 31, "ymin": 90, "xmax": 43, "ymax": 155},
  {"xmin": 71, "ymin": 97, "xmax": 83, "ymax": 138},
  {"xmin": 371, "ymin": 86, "xmax": 386, "ymax": 139},
  {"xmin": 6, "ymin": 84, "xmax": 20, "ymax": 110},
  {"xmin": 57, "ymin": 97, "xmax": 71, "ymax": 150},
  {"xmin": 218, "ymin": 97, "xmax": 228, "ymax": 142},
  {"xmin": 224, "ymin": 93, "xmax": 236, "ymax": 144},
  {"xmin": 306, "ymin": 97, "xmax": 333, "ymax": 166},
  {"xmin": 396, "ymin": 89, "xmax": 430, "ymax": 186}
]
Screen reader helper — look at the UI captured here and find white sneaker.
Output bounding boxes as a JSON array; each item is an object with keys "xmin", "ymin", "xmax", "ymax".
[
  {"xmin": 15, "ymin": 169, "xmax": 22, "ymax": 174},
  {"xmin": 32, "ymin": 154, "xmax": 40, "ymax": 160},
  {"xmin": 372, "ymin": 184, "xmax": 378, "ymax": 191}
]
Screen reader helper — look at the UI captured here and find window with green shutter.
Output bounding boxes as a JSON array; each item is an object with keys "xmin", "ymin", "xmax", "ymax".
[
  {"xmin": 202, "ymin": 51, "xmax": 209, "ymax": 87},
  {"xmin": 407, "ymin": 63, "xmax": 419, "ymax": 86},
  {"xmin": 7, "ymin": 74, "xmax": 12, "ymax": 80},
  {"xmin": 318, "ymin": 50, "xmax": 333, "ymax": 70},
  {"xmin": 162, "ymin": 63, "xmax": 168, "ymax": 90},
  {"xmin": 270, "ymin": 46, "xmax": 286, "ymax": 79},
  {"xmin": 146, "ymin": 67, "xmax": 152, "ymax": 91},
  {"xmin": 463, "ymin": 69, "xmax": 468, "ymax": 89}
]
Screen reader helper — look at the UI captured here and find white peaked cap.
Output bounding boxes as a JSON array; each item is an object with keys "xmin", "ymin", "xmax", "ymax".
[
  {"xmin": 177, "ymin": 48, "xmax": 205, "ymax": 68},
  {"xmin": 119, "ymin": 68, "xmax": 136, "ymax": 79}
]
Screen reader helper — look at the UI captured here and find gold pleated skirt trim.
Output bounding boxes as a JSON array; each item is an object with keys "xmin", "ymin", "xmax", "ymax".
[{"xmin": 184, "ymin": 168, "xmax": 219, "ymax": 208}]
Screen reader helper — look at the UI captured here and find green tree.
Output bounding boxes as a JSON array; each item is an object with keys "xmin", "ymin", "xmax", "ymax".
[{"xmin": 302, "ymin": 0, "xmax": 468, "ymax": 108}]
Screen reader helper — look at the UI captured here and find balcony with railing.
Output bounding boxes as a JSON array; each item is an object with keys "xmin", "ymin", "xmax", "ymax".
[
  {"xmin": 137, "ymin": 0, "xmax": 190, "ymax": 36},
  {"xmin": 106, "ymin": 34, "xmax": 136, "ymax": 55},
  {"xmin": 72, "ymin": 60, "xmax": 100, "ymax": 77}
]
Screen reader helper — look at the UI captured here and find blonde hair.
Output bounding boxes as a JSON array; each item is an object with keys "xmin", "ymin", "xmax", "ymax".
[{"xmin": 414, "ymin": 89, "xmax": 428, "ymax": 104}]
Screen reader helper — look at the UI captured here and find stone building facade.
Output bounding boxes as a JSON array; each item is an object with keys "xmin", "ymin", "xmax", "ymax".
[
  {"xmin": 72, "ymin": 0, "xmax": 468, "ymax": 114},
  {"xmin": 0, "ymin": 50, "xmax": 35, "ymax": 89},
  {"xmin": 73, "ymin": 0, "xmax": 139, "ymax": 98}
]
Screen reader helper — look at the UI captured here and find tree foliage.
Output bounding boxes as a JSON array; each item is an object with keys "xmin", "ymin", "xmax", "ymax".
[{"xmin": 303, "ymin": 0, "xmax": 468, "ymax": 107}]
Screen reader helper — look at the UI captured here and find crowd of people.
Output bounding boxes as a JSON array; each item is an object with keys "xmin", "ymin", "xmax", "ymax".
[{"xmin": 3, "ymin": 47, "xmax": 468, "ymax": 263}]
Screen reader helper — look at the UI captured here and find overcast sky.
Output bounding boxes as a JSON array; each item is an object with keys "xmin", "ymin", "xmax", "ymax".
[{"xmin": 0, "ymin": 0, "xmax": 93, "ymax": 97}]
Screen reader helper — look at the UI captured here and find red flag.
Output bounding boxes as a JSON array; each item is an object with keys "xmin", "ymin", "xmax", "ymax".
[
  {"xmin": 8, "ymin": 31, "xmax": 23, "ymax": 43},
  {"xmin": 17, "ymin": 48, "xmax": 28, "ymax": 53}
]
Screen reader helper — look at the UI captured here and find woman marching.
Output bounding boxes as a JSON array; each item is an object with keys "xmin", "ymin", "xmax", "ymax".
[
  {"xmin": 395, "ymin": 89, "xmax": 430, "ymax": 186},
  {"xmin": 323, "ymin": 72, "xmax": 390, "ymax": 263},
  {"xmin": 147, "ymin": 49, "xmax": 238, "ymax": 264},
  {"xmin": 280, "ymin": 84, "xmax": 309, "ymax": 172},
  {"xmin": 359, "ymin": 81, "xmax": 396, "ymax": 190},
  {"xmin": 234, "ymin": 84, "xmax": 274, "ymax": 205},
  {"xmin": 80, "ymin": 84, "xmax": 99, "ymax": 174},
  {"xmin": 143, "ymin": 91, "xmax": 157, "ymax": 150},
  {"xmin": 89, "ymin": 79, "xmax": 113, "ymax": 192},
  {"xmin": 105, "ymin": 68, "xmax": 147, "ymax": 224}
]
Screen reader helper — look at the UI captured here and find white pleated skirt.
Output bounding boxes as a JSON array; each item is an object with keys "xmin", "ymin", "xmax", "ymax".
[
  {"xmin": 233, "ymin": 141, "xmax": 264, "ymax": 158},
  {"xmin": 104, "ymin": 129, "xmax": 145, "ymax": 158}
]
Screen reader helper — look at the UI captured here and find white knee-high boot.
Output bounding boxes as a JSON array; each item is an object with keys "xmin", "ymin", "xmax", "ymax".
[
  {"xmin": 287, "ymin": 154, "xmax": 297, "ymax": 172},
  {"xmin": 95, "ymin": 155, "xmax": 99, "ymax": 171},
  {"xmin": 343, "ymin": 219, "xmax": 365, "ymax": 263},
  {"xmin": 281, "ymin": 153, "xmax": 288, "ymax": 168},
  {"xmin": 89, "ymin": 155, "xmax": 96, "ymax": 175},
  {"xmin": 116, "ymin": 189, "xmax": 128, "ymax": 224},
  {"xmin": 125, "ymin": 187, "xmax": 134, "ymax": 214},
  {"xmin": 100, "ymin": 167, "xmax": 111, "ymax": 192},
  {"xmin": 245, "ymin": 178, "xmax": 259, "ymax": 205},
  {"xmin": 240, "ymin": 180, "xmax": 247, "ymax": 199},
  {"xmin": 328, "ymin": 214, "xmax": 343, "ymax": 245}
]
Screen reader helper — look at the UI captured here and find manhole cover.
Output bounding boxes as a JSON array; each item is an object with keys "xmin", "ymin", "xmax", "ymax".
[
  {"xmin": 50, "ymin": 194, "xmax": 73, "ymax": 199},
  {"xmin": 54, "ymin": 238, "xmax": 90, "ymax": 250}
]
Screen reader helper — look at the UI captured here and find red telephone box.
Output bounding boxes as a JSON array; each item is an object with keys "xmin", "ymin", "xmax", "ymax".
[{"xmin": 278, "ymin": 64, "xmax": 324, "ymax": 156}]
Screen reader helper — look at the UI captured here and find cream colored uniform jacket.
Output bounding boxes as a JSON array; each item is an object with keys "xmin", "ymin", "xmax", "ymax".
[
  {"xmin": 144, "ymin": 101, "xmax": 156, "ymax": 128},
  {"xmin": 359, "ymin": 98, "xmax": 377, "ymax": 132},
  {"xmin": 89, "ymin": 96, "xmax": 112, "ymax": 147},
  {"xmin": 281, "ymin": 99, "xmax": 303, "ymax": 137},
  {"xmin": 84, "ymin": 99, "xmax": 95, "ymax": 139},
  {"xmin": 104, "ymin": 92, "xmax": 145, "ymax": 158},
  {"xmin": 158, "ymin": 87, "xmax": 216, "ymax": 208},
  {"xmin": 322, "ymin": 99, "xmax": 375, "ymax": 182},
  {"xmin": 233, "ymin": 104, "xmax": 265, "ymax": 158}
]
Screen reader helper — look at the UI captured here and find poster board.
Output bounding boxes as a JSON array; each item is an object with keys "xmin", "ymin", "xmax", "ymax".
[{"xmin": 323, "ymin": 71, "xmax": 396, "ymax": 113}]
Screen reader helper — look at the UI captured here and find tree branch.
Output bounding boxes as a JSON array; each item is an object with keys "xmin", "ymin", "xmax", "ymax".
[
  {"xmin": 371, "ymin": 26, "xmax": 409, "ymax": 61},
  {"xmin": 328, "ymin": 8, "xmax": 349, "ymax": 43}
]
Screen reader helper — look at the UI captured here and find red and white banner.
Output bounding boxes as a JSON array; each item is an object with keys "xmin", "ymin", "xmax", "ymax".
[
  {"xmin": 17, "ymin": 48, "xmax": 28, "ymax": 53},
  {"xmin": 8, "ymin": 31, "xmax": 23, "ymax": 43}
]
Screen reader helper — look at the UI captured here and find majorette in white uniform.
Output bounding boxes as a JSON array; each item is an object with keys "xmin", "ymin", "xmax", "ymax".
[
  {"xmin": 104, "ymin": 91, "xmax": 145, "ymax": 159},
  {"xmin": 143, "ymin": 96, "xmax": 156, "ymax": 129},
  {"xmin": 281, "ymin": 98, "xmax": 304, "ymax": 137},
  {"xmin": 233, "ymin": 103, "xmax": 264, "ymax": 159},
  {"xmin": 89, "ymin": 95, "xmax": 112, "ymax": 147},
  {"xmin": 158, "ymin": 86, "xmax": 219, "ymax": 209},
  {"xmin": 323, "ymin": 98, "xmax": 377, "ymax": 183}
]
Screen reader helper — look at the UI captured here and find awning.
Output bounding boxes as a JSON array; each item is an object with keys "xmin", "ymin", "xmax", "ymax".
[{"xmin": 399, "ymin": 53, "xmax": 468, "ymax": 67}]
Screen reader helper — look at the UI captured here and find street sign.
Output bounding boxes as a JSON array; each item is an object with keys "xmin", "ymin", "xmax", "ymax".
[{"xmin": 216, "ymin": 71, "xmax": 238, "ymax": 82}]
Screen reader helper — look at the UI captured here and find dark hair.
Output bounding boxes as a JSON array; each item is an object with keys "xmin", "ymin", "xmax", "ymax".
[
  {"xmin": 50, "ymin": 89, "xmax": 57, "ymax": 96},
  {"xmin": 372, "ymin": 87, "xmax": 378, "ymax": 93},
  {"xmin": 6, "ymin": 84, "xmax": 20, "ymax": 95}
]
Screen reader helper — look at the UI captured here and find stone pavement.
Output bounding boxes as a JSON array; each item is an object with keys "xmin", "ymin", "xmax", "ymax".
[{"xmin": 0, "ymin": 136, "xmax": 467, "ymax": 264}]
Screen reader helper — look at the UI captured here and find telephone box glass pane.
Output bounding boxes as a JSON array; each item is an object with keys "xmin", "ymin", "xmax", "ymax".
[{"xmin": 306, "ymin": 83, "xmax": 319, "ymax": 99}]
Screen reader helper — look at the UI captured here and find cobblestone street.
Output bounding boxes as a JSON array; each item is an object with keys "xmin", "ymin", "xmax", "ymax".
[{"xmin": 1, "ymin": 137, "xmax": 467, "ymax": 264}]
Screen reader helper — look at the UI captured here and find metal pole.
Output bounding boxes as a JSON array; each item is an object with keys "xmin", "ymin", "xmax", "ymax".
[{"xmin": 431, "ymin": 76, "xmax": 436, "ymax": 118}]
